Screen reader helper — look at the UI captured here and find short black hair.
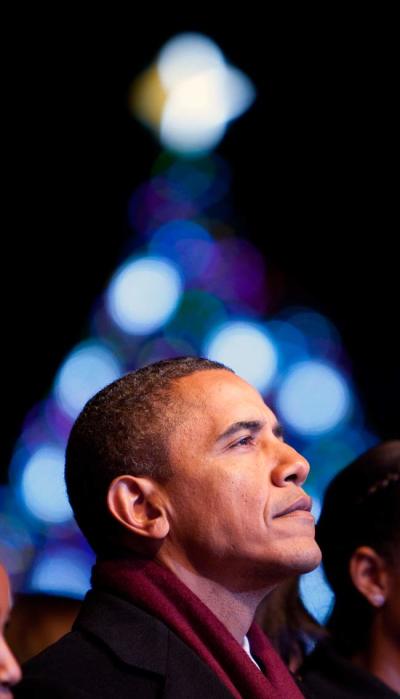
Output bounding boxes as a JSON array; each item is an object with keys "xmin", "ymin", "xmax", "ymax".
[
  {"xmin": 317, "ymin": 440, "xmax": 400, "ymax": 654},
  {"xmin": 65, "ymin": 356, "xmax": 232, "ymax": 554}
]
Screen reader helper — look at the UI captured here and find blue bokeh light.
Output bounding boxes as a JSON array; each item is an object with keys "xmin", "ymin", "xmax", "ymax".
[
  {"xmin": 136, "ymin": 336, "xmax": 196, "ymax": 368},
  {"xmin": 128, "ymin": 156, "xmax": 231, "ymax": 237},
  {"xmin": 106, "ymin": 256, "xmax": 183, "ymax": 334},
  {"xmin": 286, "ymin": 308, "xmax": 342, "ymax": 360},
  {"xmin": 19, "ymin": 445, "xmax": 72, "ymax": 524},
  {"xmin": 54, "ymin": 342, "xmax": 121, "ymax": 419},
  {"xmin": 301, "ymin": 428, "xmax": 378, "ymax": 494},
  {"xmin": 277, "ymin": 361, "xmax": 351, "ymax": 436},
  {"xmin": 268, "ymin": 320, "xmax": 309, "ymax": 369},
  {"xmin": 300, "ymin": 564, "xmax": 334, "ymax": 625},
  {"xmin": 28, "ymin": 547, "xmax": 94, "ymax": 599},
  {"xmin": 0, "ymin": 490, "xmax": 35, "ymax": 580},
  {"xmin": 149, "ymin": 220, "xmax": 215, "ymax": 284},
  {"xmin": 204, "ymin": 320, "xmax": 278, "ymax": 392}
]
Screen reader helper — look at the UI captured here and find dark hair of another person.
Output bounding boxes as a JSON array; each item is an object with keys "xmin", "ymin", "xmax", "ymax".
[
  {"xmin": 256, "ymin": 577, "xmax": 326, "ymax": 670},
  {"xmin": 65, "ymin": 356, "xmax": 232, "ymax": 555},
  {"xmin": 317, "ymin": 440, "xmax": 400, "ymax": 656}
]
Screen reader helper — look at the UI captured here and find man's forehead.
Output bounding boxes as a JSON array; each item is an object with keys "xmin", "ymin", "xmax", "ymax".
[{"xmin": 173, "ymin": 369, "xmax": 276, "ymax": 428}]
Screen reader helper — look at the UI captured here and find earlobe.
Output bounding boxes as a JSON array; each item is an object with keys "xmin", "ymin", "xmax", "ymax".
[
  {"xmin": 107, "ymin": 475, "xmax": 170, "ymax": 541},
  {"xmin": 349, "ymin": 546, "xmax": 387, "ymax": 608}
]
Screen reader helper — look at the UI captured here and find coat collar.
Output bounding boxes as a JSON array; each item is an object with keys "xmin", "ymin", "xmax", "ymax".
[
  {"xmin": 74, "ymin": 589, "xmax": 169, "ymax": 675},
  {"xmin": 74, "ymin": 589, "xmax": 234, "ymax": 699}
]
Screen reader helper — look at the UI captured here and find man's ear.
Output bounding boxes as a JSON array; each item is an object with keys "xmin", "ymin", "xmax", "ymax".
[
  {"xmin": 107, "ymin": 475, "xmax": 170, "ymax": 541},
  {"xmin": 349, "ymin": 546, "xmax": 388, "ymax": 608}
]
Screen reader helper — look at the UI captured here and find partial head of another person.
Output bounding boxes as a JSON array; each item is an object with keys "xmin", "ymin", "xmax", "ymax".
[
  {"xmin": 0, "ymin": 564, "xmax": 22, "ymax": 698},
  {"xmin": 317, "ymin": 440, "xmax": 400, "ymax": 654},
  {"xmin": 65, "ymin": 357, "xmax": 321, "ymax": 592}
]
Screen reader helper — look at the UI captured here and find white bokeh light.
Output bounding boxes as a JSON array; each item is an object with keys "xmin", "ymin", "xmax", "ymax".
[
  {"xmin": 157, "ymin": 33, "xmax": 225, "ymax": 91},
  {"xmin": 161, "ymin": 70, "xmax": 227, "ymax": 153},
  {"xmin": 204, "ymin": 321, "xmax": 278, "ymax": 393},
  {"xmin": 277, "ymin": 360, "xmax": 351, "ymax": 435},
  {"xmin": 54, "ymin": 342, "xmax": 121, "ymax": 419},
  {"xmin": 157, "ymin": 32, "xmax": 255, "ymax": 154},
  {"xmin": 106, "ymin": 256, "xmax": 183, "ymax": 334},
  {"xmin": 20, "ymin": 445, "xmax": 72, "ymax": 524},
  {"xmin": 160, "ymin": 67, "xmax": 255, "ymax": 154}
]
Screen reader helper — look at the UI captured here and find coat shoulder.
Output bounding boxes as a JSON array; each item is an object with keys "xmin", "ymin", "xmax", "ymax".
[{"xmin": 16, "ymin": 628, "xmax": 162, "ymax": 699}]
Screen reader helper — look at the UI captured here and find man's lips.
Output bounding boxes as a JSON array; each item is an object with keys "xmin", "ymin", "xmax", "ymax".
[{"xmin": 274, "ymin": 495, "xmax": 313, "ymax": 518}]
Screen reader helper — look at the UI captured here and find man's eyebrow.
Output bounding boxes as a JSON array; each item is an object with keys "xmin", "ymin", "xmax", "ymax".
[
  {"xmin": 217, "ymin": 418, "xmax": 284, "ymax": 443},
  {"xmin": 216, "ymin": 418, "xmax": 285, "ymax": 444},
  {"xmin": 216, "ymin": 420, "xmax": 264, "ymax": 443}
]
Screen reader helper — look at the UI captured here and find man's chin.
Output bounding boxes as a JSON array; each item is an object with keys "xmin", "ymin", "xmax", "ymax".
[
  {"xmin": 246, "ymin": 541, "xmax": 322, "ymax": 588},
  {"xmin": 294, "ymin": 540, "xmax": 322, "ymax": 574},
  {"xmin": 272, "ymin": 539, "xmax": 322, "ymax": 579}
]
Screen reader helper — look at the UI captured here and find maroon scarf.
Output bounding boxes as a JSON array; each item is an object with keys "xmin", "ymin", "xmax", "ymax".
[{"xmin": 92, "ymin": 557, "xmax": 304, "ymax": 699}]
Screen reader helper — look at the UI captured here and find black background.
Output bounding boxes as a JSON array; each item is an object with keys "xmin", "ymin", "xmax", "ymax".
[{"xmin": 2, "ymin": 11, "xmax": 398, "ymax": 480}]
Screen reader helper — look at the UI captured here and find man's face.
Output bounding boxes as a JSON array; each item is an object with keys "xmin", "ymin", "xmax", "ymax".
[{"xmin": 162, "ymin": 369, "xmax": 321, "ymax": 590}]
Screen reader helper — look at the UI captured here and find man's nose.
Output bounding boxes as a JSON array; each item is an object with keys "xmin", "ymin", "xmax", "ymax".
[{"xmin": 271, "ymin": 444, "xmax": 310, "ymax": 488}]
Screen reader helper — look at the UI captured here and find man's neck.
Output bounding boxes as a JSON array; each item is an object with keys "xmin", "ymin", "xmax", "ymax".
[{"xmin": 157, "ymin": 554, "xmax": 270, "ymax": 644}]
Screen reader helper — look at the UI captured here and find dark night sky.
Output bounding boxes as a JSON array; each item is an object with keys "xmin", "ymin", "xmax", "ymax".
[{"xmin": 2, "ymin": 12, "xmax": 398, "ymax": 480}]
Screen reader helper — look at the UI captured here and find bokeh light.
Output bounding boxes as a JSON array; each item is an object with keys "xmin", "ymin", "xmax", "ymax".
[
  {"xmin": 19, "ymin": 445, "xmax": 72, "ymax": 524},
  {"xmin": 149, "ymin": 220, "xmax": 215, "ymax": 284},
  {"xmin": 136, "ymin": 336, "xmax": 196, "ymax": 368},
  {"xmin": 301, "ymin": 428, "xmax": 378, "ymax": 494},
  {"xmin": 156, "ymin": 33, "xmax": 255, "ymax": 154},
  {"xmin": 277, "ymin": 361, "xmax": 351, "ymax": 436},
  {"xmin": 300, "ymin": 565, "xmax": 334, "ymax": 625},
  {"xmin": 4, "ymin": 32, "xmax": 375, "ymax": 627},
  {"xmin": 0, "ymin": 491, "xmax": 35, "ymax": 580},
  {"xmin": 54, "ymin": 342, "xmax": 121, "ymax": 419},
  {"xmin": 157, "ymin": 33, "xmax": 225, "ymax": 91},
  {"xmin": 28, "ymin": 547, "xmax": 94, "ymax": 599},
  {"xmin": 204, "ymin": 320, "xmax": 278, "ymax": 392},
  {"xmin": 287, "ymin": 308, "xmax": 342, "ymax": 360},
  {"xmin": 160, "ymin": 78, "xmax": 227, "ymax": 154},
  {"xmin": 106, "ymin": 256, "xmax": 183, "ymax": 334},
  {"xmin": 128, "ymin": 155, "xmax": 231, "ymax": 236},
  {"xmin": 268, "ymin": 320, "xmax": 309, "ymax": 369}
]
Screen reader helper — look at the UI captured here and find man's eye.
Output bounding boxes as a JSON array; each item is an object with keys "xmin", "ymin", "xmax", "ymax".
[{"xmin": 232, "ymin": 436, "xmax": 253, "ymax": 448}]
